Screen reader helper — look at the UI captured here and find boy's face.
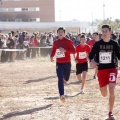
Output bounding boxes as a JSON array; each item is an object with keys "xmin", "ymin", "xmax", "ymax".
[
  {"xmin": 93, "ymin": 34, "xmax": 99, "ymax": 41},
  {"xmin": 57, "ymin": 30, "xmax": 65, "ymax": 39},
  {"xmin": 80, "ymin": 38, "xmax": 86, "ymax": 44},
  {"xmin": 101, "ymin": 28, "xmax": 111, "ymax": 39}
]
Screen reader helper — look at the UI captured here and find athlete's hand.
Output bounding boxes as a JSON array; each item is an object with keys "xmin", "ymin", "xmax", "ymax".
[
  {"xmin": 75, "ymin": 60, "xmax": 78, "ymax": 64},
  {"xmin": 50, "ymin": 57, "xmax": 54, "ymax": 62},
  {"xmin": 59, "ymin": 47, "xmax": 66, "ymax": 52},
  {"xmin": 118, "ymin": 60, "xmax": 120, "ymax": 66},
  {"xmin": 90, "ymin": 59, "xmax": 98, "ymax": 68}
]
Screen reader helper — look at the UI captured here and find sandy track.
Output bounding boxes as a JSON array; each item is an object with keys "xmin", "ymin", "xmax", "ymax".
[{"xmin": 0, "ymin": 57, "xmax": 120, "ymax": 120}]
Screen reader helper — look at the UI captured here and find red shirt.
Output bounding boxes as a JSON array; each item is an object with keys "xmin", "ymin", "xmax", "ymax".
[
  {"xmin": 51, "ymin": 37, "xmax": 75, "ymax": 63},
  {"xmin": 87, "ymin": 39, "xmax": 96, "ymax": 50},
  {"xmin": 75, "ymin": 44, "xmax": 91, "ymax": 63},
  {"xmin": 34, "ymin": 37, "xmax": 39, "ymax": 47}
]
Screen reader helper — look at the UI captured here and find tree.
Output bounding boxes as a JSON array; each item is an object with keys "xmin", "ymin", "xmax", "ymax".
[{"xmin": 98, "ymin": 18, "xmax": 120, "ymax": 32}]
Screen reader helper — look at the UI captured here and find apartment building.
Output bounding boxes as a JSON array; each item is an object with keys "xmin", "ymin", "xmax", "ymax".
[{"xmin": 0, "ymin": 0, "xmax": 55, "ymax": 22}]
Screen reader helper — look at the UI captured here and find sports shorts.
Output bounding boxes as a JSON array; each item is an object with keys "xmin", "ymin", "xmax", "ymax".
[
  {"xmin": 76, "ymin": 62, "xmax": 88, "ymax": 75},
  {"xmin": 97, "ymin": 68, "xmax": 117, "ymax": 88}
]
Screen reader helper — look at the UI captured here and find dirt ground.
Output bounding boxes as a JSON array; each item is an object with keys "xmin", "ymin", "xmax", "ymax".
[{"xmin": 0, "ymin": 57, "xmax": 120, "ymax": 120}]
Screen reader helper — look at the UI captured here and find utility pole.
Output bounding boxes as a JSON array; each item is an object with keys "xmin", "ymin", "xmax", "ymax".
[
  {"xmin": 91, "ymin": 12, "xmax": 93, "ymax": 33},
  {"xmin": 103, "ymin": 2, "xmax": 105, "ymax": 20}
]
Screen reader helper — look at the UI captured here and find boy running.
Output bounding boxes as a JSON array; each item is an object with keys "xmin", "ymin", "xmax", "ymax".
[
  {"xmin": 50, "ymin": 27, "xmax": 76, "ymax": 102},
  {"xmin": 89, "ymin": 25, "xmax": 120, "ymax": 120},
  {"xmin": 74, "ymin": 34, "xmax": 91, "ymax": 94}
]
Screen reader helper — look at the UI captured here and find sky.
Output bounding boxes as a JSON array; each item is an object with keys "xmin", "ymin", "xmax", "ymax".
[{"xmin": 55, "ymin": 0, "xmax": 120, "ymax": 22}]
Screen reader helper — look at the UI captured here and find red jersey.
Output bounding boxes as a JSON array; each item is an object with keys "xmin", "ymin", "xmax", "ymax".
[
  {"xmin": 87, "ymin": 39, "xmax": 96, "ymax": 50},
  {"xmin": 75, "ymin": 44, "xmax": 91, "ymax": 64},
  {"xmin": 50, "ymin": 37, "xmax": 75, "ymax": 63}
]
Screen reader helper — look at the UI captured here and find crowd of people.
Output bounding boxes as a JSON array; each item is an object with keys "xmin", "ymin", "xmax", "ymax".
[
  {"xmin": 0, "ymin": 29, "xmax": 120, "ymax": 63},
  {"xmin": 0, "ymin": 31, "xmax": 55, "ymax": 62}
]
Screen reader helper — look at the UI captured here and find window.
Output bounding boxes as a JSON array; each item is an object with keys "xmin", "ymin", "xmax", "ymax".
[
  {"xmin": 30, "ymin": 18, "xmax": 40, "ymax": 22},
  {"xmin": 15, "ymin": 18, "xmax": 22, "ymax": 22},
  {"xmin": 0, "ymin": 8, "xmax": 8, "ymax": 12},
  {"xmin": 8, "ymin": 8, "xmax": 14, "ymax": 12},
  {"xmin": 22, "ymin": 8, "xmax": 28, "ymax": 11},
  {"xmin": 36, "ymin": 7, "xmax": 40, "ymax": 11},
  {"xmin": 15, "ymin": 8, "xmax": 21, "ymax": 12},
  {"xmin": 0, "ymin": 7, "xmax": 40, "ymax": 12}
]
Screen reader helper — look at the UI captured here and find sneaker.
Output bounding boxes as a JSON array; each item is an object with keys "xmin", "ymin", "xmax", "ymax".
[
  {"xmin": 108, "ymin": 112, "xmax": 115, "ymax": 120},
  {"xmin": 60, "ymin": 95, "xmax": 65, "ymax": 102},
  {"xmin": 93, "ymin": 75, "xmax": 96, "ymax": 79},
  {"xmin": 80, "ymin": 89, "xmax": 84, "ymax": 94}
]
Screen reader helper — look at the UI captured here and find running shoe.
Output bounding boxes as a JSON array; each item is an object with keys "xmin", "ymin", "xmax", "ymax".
[
  {"xmin": 93, "ymin": 75, "xmax": 96, "ymax": 79},
  {"xmin": 80, "ymin": 89, "xmax": 85, "ymax": 94},
  {"xmin": 108, "ymin": 112, "xmax": 115, "ymax": 120},
  {"xmin": 60, "ymin": 95, "xmax": 65, "ymax": 102}
]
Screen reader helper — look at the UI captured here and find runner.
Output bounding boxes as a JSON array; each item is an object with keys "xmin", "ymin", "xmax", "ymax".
[
  {"xmin": 89, "ymin": 25, "xmax": 120, "ymax": 120},
  {"xmin": 50, "ymin": 27, "xmax": 76, "ymax": 102},
  {"xmin": 87, "ymin": 32, "xmax": 99, "ymax": 79},
  {"xmin": 74, "ymin": 34, "xmax": 91, "ymax": 94}
]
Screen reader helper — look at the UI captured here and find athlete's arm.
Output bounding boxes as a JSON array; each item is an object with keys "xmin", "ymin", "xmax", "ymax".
[
  {"xmin": 89, "ymin": 43, "xmax": 98, "ymax": 68},
  {"xmin": 65, "ymin": 41, "xmax": 76, "ymax": 54},
  {"xmin": 50, "ymin": 42, "xmax": 56, "ymax": 62},
  {"xmin": 114, "ymin": 42, "xmax": 120, "ymax": 60},
  {"xmin": 88, "ymin": 42, "xmax": 98, "ymax": 61}
]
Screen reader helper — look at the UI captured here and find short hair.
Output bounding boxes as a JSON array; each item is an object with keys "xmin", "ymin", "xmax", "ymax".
[
  {"xmin": 102, "ymin": 24, "xmax": 111, "ymax": 31},
  {"xmin": 15, "ymin": 35, "xmax": 19, "ymax": 38},
  {"xmin": 11, "ymin": 31, "xmax": 15, "ymax": 34},
  {"xmin": 81, "ymin": 33, "xmax": 86, "ymax": 35},
  {"xmin": 93, "ymin": 32, "xmax": 99, "ymax": 35},
  {"xmin": 77, "ymin": 34, "xmax": 81, "ymax": 36},
  {"xmin": 57, "ymin": 27, "xmax": 66, "ymax": 33},
  {"xmin": 80, "ymin": 34, "xmax": 86, "ymax": 39}
]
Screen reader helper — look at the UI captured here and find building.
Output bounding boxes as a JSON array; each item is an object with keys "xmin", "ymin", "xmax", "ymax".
[{"xmin": 0, "ymin": 0, "xmax": 55, "ymax": 22}]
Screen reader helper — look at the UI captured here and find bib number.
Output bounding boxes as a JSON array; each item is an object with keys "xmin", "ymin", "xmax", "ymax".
[
  {"xmin": 55, "ymin": 49, "xmax": 65, "ymax": 58},
  {"xmin": 79, "ymin": 52, "xmax": 87, "ymax": 59},
  {"xmin": 99, "ymin": 52, "xmax": 111, "ymax": 63}
]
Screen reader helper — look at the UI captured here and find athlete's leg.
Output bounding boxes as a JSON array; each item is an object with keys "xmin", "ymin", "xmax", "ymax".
[
  {"xmin": 76, "ymin": 73, "xmax": 82, "ymax": 81},
  {"xmin": 100, "ymin": 85, "xmax": 107, "ymax": 97},
  {"xmin": 108, "ymin": 83, "xmax": 116, "ymax": 113},
  {"xmin": 81, "ymin": 71, "xmax": 87, "ymax": 89},
  {"xmin": 94, "ymin": 67, "xmax": 98, "ymax": 77},
  {"xmin": 108, "ymin": 68, "xmax": 117, "ymax": 115},
  {"xmin": 63, "ymin": 62, "xmax": 71, "ymax": 82},
  {"xmin": 76, "ymin": 63, "xmax": 82, "ymax": 81},
  {"xmin": 56, "ymin": 63, "xmax": 64, "ymax": 96}
]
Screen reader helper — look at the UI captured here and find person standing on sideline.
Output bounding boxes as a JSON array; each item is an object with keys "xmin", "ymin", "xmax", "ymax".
[
  {"xmin": 74, "ymin": 34, "xmax": 91, "ymax": 94},
  {"xmin": 89, "ymin": 25, "xmax": 120, "ymax": 120},
  {"xmin": 50, "ymin": 27, "xmax": 76, "ymax": 102},
  {"xmin": 87, "ymin": 32, "xmax": 99, "ymax": 79}
]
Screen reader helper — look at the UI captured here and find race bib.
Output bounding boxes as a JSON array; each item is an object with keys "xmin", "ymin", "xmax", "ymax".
[
  {"xmin": 79, "ymin": 52, "xmax": 87, "ymax": 59},
  {"xmin": 99, "ymin": 52, "xmax": 112, "ymax": 63},
  {"xmin": 55, "ymin": 49, "xmax": 65, "ymax": 58}
]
